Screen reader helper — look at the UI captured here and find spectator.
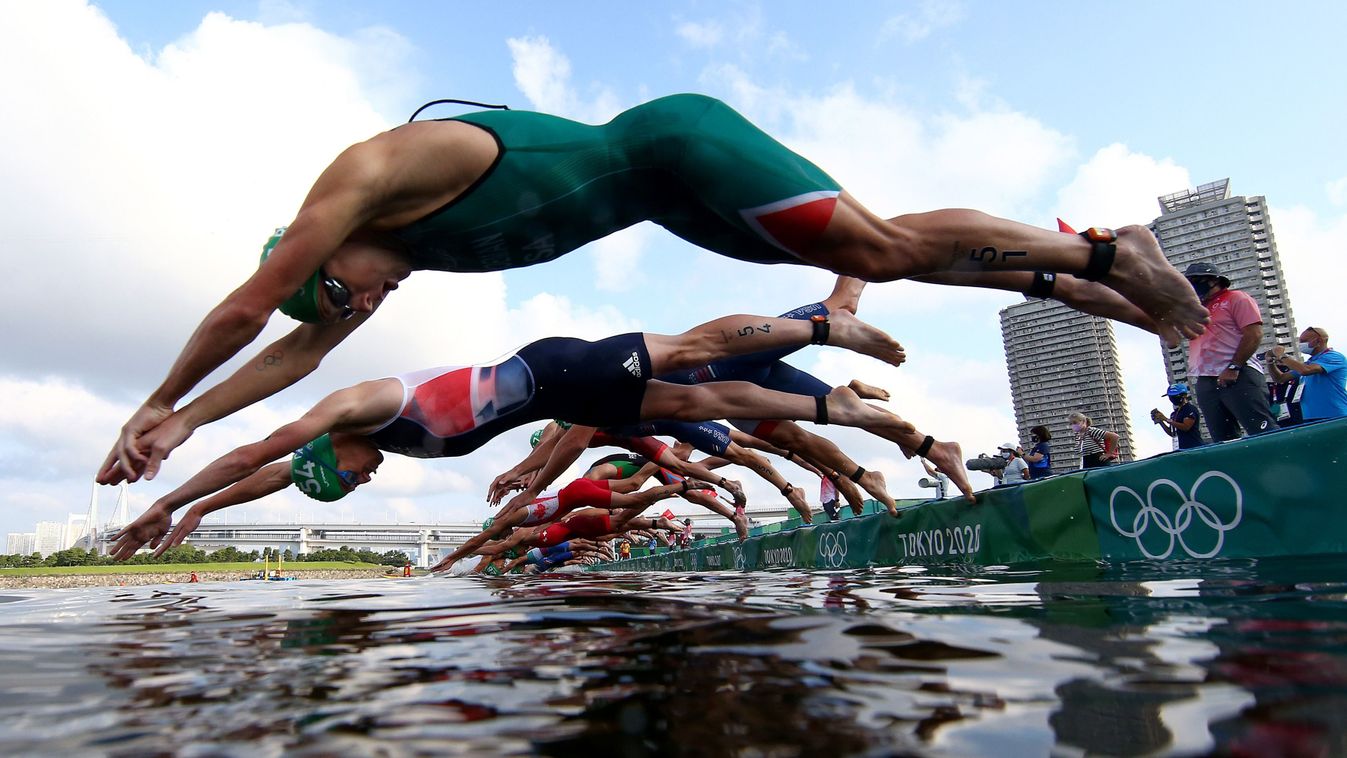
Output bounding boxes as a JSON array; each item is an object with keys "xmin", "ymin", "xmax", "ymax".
[
  {"xmin": 1264, "ymin": 346, "xmax": 1305, "ymax": 427},
  {"xmin": 1022, "ymin": 425, "xmax": 1053, "ymax": 479},
  {"xmin": 1182, "ymin": 262, "xmax": 1278, "ymax": 440},
  {"xmin": 920, "ymin": 458, "xmax": 951, "ymax": 499},
  {"xmin": 1268, "ymin": 327, "xmax": 1347, "ymax": 421},
  {"xmin": 996, "ymin": 442, "xmax": 1029, "ymax": 484},
  {"xmin": 1067, "ymin": 412, "xmax": 1120, "ymax": 469},
  {"xmin": 1151, "ymin": 383, "xmax": 1205, "ymax": 450},
  {"xmin": 618, "ymin": 540, "xmax": 631, "ymax": 560}
]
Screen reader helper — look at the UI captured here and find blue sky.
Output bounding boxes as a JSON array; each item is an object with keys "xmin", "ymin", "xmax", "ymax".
[{"xmin": 2, "ymin": 0, "xmax": 1344, "ymax": 540}]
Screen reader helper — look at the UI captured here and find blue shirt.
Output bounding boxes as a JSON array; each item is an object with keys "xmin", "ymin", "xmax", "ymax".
[
  {"xmin": 1026, "ymin": 442, "xmax": 1051, "ymax": 478},
  {"xmin": 1297, "ymin": 349, "xmax": 1347, "ymax": 420},
  {"xmin": 1171, "ymin": 401, "xmax": 1205, "ymax": 449}
]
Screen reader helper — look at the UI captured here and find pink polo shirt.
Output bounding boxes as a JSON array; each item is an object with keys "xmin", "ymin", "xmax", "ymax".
[{"xmin": 1188, "ymin": 289, "xmax": 1264, "ymax": 377}]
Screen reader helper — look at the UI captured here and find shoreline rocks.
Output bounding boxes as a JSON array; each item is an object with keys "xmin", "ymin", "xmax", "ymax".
[{"xmin": 0, "ymin": 569, "xmax": 396, "ymax": 589}]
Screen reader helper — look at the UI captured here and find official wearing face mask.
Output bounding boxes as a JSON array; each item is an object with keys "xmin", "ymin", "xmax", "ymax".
[
  {"xmin": 1267, "ymin": 327, "xmax": 1347, "ymax": 421},
  {"xmin": 1022, "ymin": 425, "xmax": 1053, "ymax": 479},
  {"xmin": 1181, "ymin": 262, "xmax": 1279, "ymax": 441}
]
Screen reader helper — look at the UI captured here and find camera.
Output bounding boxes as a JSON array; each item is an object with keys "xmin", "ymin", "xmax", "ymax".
[{"xmin": 965, "ymin": 454, "xmax": 1005, "ymax": 472}]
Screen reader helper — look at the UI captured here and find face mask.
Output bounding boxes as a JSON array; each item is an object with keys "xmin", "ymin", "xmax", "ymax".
[
  {"xmin": 1030, "ymin": 435, "xmax": 1039, "ymax": 443},
  {"xmin": 1190, "ymin": 278, "xmax": 1215, "ymax": 301},
  {"xmin": 1169, "ymin": 395, "xmax": 1185, "ymax": 407},
  {"xmin": 1299, "ymin": 341, "xmax": 1314, "ymax": 355},
  {"xmin": 1000, "ymin": 451, "xmax": 1012, "ymax": 460},
  {"xmin": 1071, "ymin": 423, "xmax": 1084, "ymax": 433}
]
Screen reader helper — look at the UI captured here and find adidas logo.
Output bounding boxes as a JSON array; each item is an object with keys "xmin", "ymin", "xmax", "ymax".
[{"xmin": 623, "ymin": 352, "xmax": 642, "ymax": 377}]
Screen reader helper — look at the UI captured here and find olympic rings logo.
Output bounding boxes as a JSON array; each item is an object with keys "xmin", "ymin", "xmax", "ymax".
[
  {"xmin": 817, "ymin": 531, "xmax": 849, "ymax": 568},
  {"xmin": 1108, "ymin": 471, "xmax": 1244, "ymax": 559}
]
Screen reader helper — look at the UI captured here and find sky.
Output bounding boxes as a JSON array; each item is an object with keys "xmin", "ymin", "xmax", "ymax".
[{"xmin": 2, "ymin": 0, "xmax": 1344, "ymax": 538}]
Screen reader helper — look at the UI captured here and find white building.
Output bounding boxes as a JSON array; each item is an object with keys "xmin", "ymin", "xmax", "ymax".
[
  {"xmin": 6, "ymin": 533, "xmax": 36, "ymax": 556},
  {"xmin": 64, "ymin": 514, "xmax": 90, "ymax": 550},
  {"xmin": 1001, "ymin": 298, "xmax": 1134, "ymax": 473},
  {"xmin": 34, "ymin": 521, "xmax": 66, "ymax": 557},
  {"xmin": 1149, "ymin": 179, "xmax": 1298, "ymax": 385}
]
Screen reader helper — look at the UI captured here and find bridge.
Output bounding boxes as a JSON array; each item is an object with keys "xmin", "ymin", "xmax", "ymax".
[{"xmin": 94, "ymin": 505, "xmax": 798, "ymax": 568}]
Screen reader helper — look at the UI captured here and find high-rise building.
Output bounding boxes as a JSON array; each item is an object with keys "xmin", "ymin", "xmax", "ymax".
[
  {"xmin": 1001, "ymin": 298, "xmax": 1134, "ymax": 473},
  {"xmin": 6, "ymin": 533, "xmax": 36, "ymax": 556},
  {"xmin": 34, "ymin": 521, "xmax": 66, "ymax": 557},
  {"xmin": 64, "ymin": 514, "xmax": 90, "ymax": 550},
  {"xmin": 1150, "ymin": 179, "xmax": 1297, "ymax": 385}
]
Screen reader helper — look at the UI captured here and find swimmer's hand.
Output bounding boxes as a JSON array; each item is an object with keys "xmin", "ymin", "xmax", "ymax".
[
  {"xmin": 108, "ymin": 503, "xmax": 172, "ymax": 561},
  {"xmin": 151, "ymin": 505, "xmax": 205, "ymax": 558},
  {"xmin": 98, "ymin": 402, "xmax": 174, "ymax": 484},
  {"xmin": 487, "ymin": 472, "xmax": 527, "ymax": 505},
  {"xmin": 502, "ymin": 487, "xmax": 540, "ymax": 515}
]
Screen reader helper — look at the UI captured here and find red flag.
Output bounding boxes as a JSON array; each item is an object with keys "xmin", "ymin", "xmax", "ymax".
[
  {"xmin": 662, "ymin": 509, "xmax": 675, "ymax": 521},
  {"xmin": 1057, "ymin": 218, "xmax": 1077, "ymax": 234}
]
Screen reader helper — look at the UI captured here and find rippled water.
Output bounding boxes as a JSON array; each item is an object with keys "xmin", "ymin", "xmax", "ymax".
[{"xmin": 2, "ymin": 559, "xmax": 1347, "ymax": 756}]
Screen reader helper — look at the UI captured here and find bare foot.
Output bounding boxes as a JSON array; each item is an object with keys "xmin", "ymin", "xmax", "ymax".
[
  {"xmin": 825, "ymin": 309, "xmax": 906, "ymax": 367},
  {"xmin": 1054, "ymin": 275, "xmax": 1159, "ymax": 336},
  {"xmin": 848, "ymin": 379, "xmax": 890, "ymax": 401},
  {"xmin": 824, "ymin": 386, "xmax": 917, "ymax": 435},
  {"xmin": 857, "ymin": 469, "xmax": 898, "ymax": 516},
  {"xmin": 1100, "ymin": 226, "xmax": 1209, "ymax": 347},
  {"xmin": 732, "ymin": 506, "xmax": 749, "ymax": 541},
  {"xmin": 785, "ymin": 486, "xmax": 812, "ymax": 524},
  {"xmin": 722, "ymin": 479, "xmax": 747, "ymax": 508},
  {"xmin": 924, "ymin": 439, "xmax": 976, "ymax": 503},
  {"xmin": 831, "ymin": 475, "xmax": 867, "ymax": 515}
]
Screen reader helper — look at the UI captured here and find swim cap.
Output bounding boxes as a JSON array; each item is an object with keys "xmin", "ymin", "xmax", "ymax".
[
  {"xmin": 529, "ymin": 428, "xmax": 545, "ymax": 449},
  {"xmin": 291, "ymin": 434, "xmax": 350, "ymax": 502},
  {"xmin": 259, "ymin": 226, "xmax": 325, "ymax": 324}
]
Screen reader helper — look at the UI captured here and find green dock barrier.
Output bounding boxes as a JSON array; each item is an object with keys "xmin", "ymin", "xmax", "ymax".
[{"xmin": 591, "ymin": 418, "xmax": 1347, "ymax": 571}]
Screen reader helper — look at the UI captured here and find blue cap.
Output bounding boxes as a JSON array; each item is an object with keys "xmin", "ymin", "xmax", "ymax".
[{"xmin": 1163, "ymin": 383, "xmax": 1189, "ymax": 397}]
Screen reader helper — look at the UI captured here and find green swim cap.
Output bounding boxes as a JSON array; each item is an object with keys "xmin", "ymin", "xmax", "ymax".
[
  {"xmin": 529, "ymin": 428, "xmax": 545, "ymax": 449},
  {"xmin": 259, "ymin": 226, "xmax": 325, "ymax": 324},
  {"xmin": 291, "ymin": 434, "xmax": 350, "ymax": 502}
]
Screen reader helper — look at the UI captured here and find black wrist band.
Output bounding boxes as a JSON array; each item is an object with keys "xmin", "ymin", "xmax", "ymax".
[
  {"xmin": 815, "ymin": 395, "xmax": 829, "ymax": 425},
  {"xmin": 809, "ymin": 315, "xmax": 830, "ymax": 345},
  {"xmin": 1026, "ymin": 271, "xmax": 1056, "ymax": 299},
  {"xmin": 915, "ymin": 435, "xmax": 935, "ymax": 458},
  {"xmin": 1078, "ymin": 228, "xmax": 1117, "ymax": 282}
]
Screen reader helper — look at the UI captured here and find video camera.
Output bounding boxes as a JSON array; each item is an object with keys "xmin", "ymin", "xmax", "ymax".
[{"xmin": 965, "ymin": 453, "xmax": 1006, "ymax": 472}]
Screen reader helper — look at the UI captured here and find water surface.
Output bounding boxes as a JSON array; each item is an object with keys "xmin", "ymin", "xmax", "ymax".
[{"xmin": 3, "ymin": 558, "xmax": 1346, "ymax": 756}]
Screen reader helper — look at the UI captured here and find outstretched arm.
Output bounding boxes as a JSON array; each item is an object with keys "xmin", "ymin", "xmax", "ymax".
[
  {"xmin": 502, "ymin": 425, "xmax": 597, "ymax": 512},
  {"xmin": 133, "ymin": 463, "xmax": 293, "ymax": 559},
  {"xmin": 99, "ymin": 147, "xmax": 388, "ymax": 485},
  {"xmin": 108, "ymin": 381, "xmax": 394, "ymax": 560},
  {"xmin": 488, "ymin": 422, "xmax": 565, "ymax": 504},
  {"xmin": 100, "ymin": 318, "xmax": 366, "ymax": 485}
]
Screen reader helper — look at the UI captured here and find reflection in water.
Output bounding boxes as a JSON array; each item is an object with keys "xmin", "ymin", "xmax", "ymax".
[{"xmin": 0, "ymin": 559, "xmax": 1346, "ymax": 754}]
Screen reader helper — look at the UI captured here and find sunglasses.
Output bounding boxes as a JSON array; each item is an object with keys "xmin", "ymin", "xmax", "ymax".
[
  {"xmin": 305, "ymin": 451, "xmax": 360, "ymax": 490},
  {"xmin": 319, "ymin": 269, "xmax": 356, "ymax": 321}
]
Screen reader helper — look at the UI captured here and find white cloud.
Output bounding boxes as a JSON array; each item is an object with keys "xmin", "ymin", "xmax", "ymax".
[
  {"xmin": 1054, "ymin": 144, "xmax": 1191, "ymax": 228},
  {"xmin": 879, "ymin": 0, "xmax": 967, "ymax": 44},
  {"xmin": 676, "ymin": 20, "xmax": 724, "ymax": 48},
  {"xmin": 506, "ymin": 35, "xmax": 621, "ymax": 122},
  {"xmin": 1326, "ymin": 176, "xmax": 1347, "ymax": 207}
]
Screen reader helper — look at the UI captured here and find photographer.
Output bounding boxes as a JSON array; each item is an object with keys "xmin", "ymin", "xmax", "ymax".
[
  {"xmin": 1151, "ymin": 383, "xmax": 1205, "ymax": 450},
  {"xmin": 996, "ymin": 442, "xmax": 1029, "ymax": 484}
]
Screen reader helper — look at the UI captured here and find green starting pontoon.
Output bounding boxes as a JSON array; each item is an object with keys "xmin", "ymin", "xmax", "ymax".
[{"xmin": 590, "ymin": 417, "xmax": 1347, "ymax": 571}]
